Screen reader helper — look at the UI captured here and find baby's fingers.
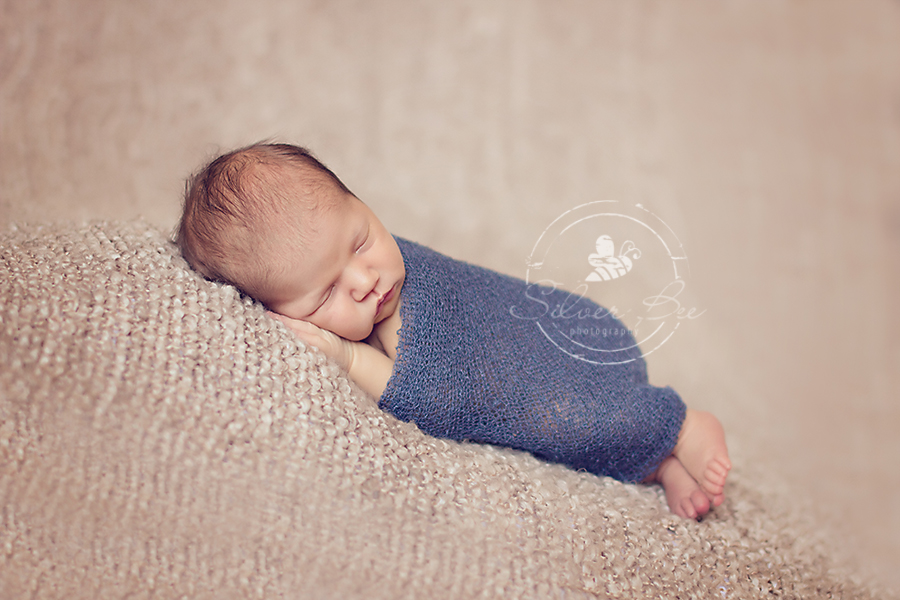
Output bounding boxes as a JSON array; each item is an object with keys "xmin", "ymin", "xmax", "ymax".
[
  {"xmin": 269, "ymin": 312, "xmax": 320, "ymax": 340},
  {"xmin": 268, "ymin": 310, "xmax": 316, "ymax": 333},
  {"xmin": 267, "ymin": 311, "xmax": 351, "ymax": 369}
]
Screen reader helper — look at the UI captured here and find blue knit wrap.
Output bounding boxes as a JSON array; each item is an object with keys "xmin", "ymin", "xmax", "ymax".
[{"xmin": 380, "ymin": 238, "xmax": 686, "ymax": 483}]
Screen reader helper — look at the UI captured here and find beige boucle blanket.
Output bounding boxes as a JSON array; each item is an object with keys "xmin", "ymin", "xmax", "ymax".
[{"xmin": 0, "ymin": 221, "xmax": 879, "ymax": 599}]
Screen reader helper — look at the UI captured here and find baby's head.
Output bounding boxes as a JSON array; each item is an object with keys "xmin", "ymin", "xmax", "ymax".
[
  {"xmin": 177, "ymin": 143, "xmax": 405, "ymax": 341},
  {"xmin": 177, "ymin": 143, "xmax": 351, "ymax": 302}
]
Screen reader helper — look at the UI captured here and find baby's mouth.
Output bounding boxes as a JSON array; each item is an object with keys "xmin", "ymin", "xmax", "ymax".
[{"xmin": 376, "ymin": 284, "xmax": 395, "ymax": 316}]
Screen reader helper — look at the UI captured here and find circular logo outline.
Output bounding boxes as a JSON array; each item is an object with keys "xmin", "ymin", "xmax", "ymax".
[{"xmin": 523, "ymin": 201, "xmax": 695, "ymax": 365}]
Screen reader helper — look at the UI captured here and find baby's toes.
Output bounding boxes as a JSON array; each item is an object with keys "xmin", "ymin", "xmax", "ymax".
[
  {"xmin": 712, "ymin": 456, "xmax": 732, "ymax": 475},
  {"xmin": 701, "ymin": 471, "xmax": 725, "ymax": 496},
  {"xmin": 690, "ymin": 490, "xmax": 711, "ymax": 517},
  {"xmin": 678, "ymin": 498, "xmax": 698, "ymax": 520},
  {"xmin": 707, "ymin": 459, "xmax": 730, "ymax": 485}
]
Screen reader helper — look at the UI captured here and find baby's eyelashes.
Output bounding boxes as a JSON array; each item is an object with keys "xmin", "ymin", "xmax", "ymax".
[
  {"xmin": 312, "ymin": 286, "xmax": 334, "ymax": 313},
  {"xmin": 355, "ymin": 227, "xmax": 372, "ymax": 254}
]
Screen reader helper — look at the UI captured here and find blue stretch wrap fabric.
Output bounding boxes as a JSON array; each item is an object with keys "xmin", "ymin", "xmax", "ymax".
[{"xmin": 380, "ymin": 238, "xmax": 687, "ymax": 483}]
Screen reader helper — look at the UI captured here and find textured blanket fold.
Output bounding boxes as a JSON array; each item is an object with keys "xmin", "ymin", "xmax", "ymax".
[
  {"xmin": 1, "ymin": 222, "xmax": 880, "ymax": 598},
  {"xmin": 381, "ymin": 238, "xmax": 687, "ymax": 483}
]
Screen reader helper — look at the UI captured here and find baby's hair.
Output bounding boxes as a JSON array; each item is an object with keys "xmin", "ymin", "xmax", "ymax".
[{"xmin": 176, "ymin": 142, "xmax": 353, "ymax": 299}]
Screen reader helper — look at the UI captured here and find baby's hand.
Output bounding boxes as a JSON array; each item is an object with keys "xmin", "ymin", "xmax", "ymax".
[{"xmin": 268, "ymin": 311, "xmax": 354, "ymax": 371}]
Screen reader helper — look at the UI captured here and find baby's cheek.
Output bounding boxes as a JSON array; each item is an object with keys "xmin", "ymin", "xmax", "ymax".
[{"xmin": 317, "ymin": 315, "xmax": 348, "ymax": 340}]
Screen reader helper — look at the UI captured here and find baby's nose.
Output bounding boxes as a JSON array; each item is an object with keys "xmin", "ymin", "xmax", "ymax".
[{"xmin": 350, "ymin": 265, "xmax": 378, "ymax": 302}]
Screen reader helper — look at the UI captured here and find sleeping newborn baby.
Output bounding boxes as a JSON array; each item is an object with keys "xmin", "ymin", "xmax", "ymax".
[{"xmin": 176, "ymin": 142, "xmax": 731, "ymax": 519}]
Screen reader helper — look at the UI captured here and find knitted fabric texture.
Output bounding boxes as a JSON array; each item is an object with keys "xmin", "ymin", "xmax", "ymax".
[
  {"xmin": 0, "ymin": 221, "xmax": 882, "ymax": 599},
  {"xmin": 381, "ymin": 238, "xmax": 686, "ymax": 483}
]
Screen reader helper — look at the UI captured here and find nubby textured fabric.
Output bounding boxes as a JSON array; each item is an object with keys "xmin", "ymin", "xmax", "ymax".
[
  {"xmin": 381, "ymin": 238, "xmax": 687, "ymax": 483},
  {"xmin": 1, "ymin": 222, "xmax": 879, "ymax": 599}
]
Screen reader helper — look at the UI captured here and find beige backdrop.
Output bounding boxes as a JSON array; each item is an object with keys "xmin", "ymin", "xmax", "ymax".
[{"xmin": 2, "ymin": 0, "xmax": 898, "ymax": 591}]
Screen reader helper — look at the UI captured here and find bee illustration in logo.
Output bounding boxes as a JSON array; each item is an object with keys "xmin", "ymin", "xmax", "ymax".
[{"xmin": 586, "ymin": 235, "xmax": 641, "ymax": 282}]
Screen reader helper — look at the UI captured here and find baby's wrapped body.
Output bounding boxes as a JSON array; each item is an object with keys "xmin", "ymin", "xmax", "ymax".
[{"xmin": 381, "ymin": 238, "xmax": 686, "ymax": 483}]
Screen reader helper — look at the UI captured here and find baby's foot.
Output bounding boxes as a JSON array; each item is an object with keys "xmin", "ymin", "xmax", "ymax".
[
  {"xmin": 673, "ymin": 409, "xmax": 731, "ymax": 500},
  {"xmin": 652, "ymin": 456, "xmax": 710, "ymax": 519}
]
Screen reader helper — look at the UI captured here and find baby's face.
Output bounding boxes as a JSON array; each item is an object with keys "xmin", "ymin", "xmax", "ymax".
[{"xmin": 265, "ymin": 195, "xmax": 405, "ymax": 342}]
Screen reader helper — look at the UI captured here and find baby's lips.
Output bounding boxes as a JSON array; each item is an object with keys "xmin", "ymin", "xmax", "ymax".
[
  {"xmin": 375, "ymin": 291, "xmax": 388, "ymax": 316},
  {"xmin": 374, "ymin": 283, "xmax": 398, "ymax": 318}
]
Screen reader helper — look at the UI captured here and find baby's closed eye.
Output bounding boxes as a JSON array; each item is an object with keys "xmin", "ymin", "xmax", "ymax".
[{"xmin": 355, "ymin": 226, "xmax": 372, "ymax": 254}]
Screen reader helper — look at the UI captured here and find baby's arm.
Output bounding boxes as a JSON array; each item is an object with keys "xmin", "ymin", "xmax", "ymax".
[{"xmin": 268, "ymin": 312, "xmax": 393, "ymax": 399}]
